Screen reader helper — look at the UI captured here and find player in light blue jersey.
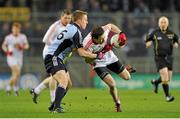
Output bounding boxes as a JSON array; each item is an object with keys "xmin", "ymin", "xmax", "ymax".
[
  {"xmin": 44, "ymin": 10, "xmax": 104, "ymax": 113},
  {"xmin": 30, "ymin": 9, "xmax": 72, "ymax": 105}
]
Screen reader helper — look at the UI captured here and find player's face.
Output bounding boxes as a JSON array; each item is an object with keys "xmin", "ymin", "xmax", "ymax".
[
  {"xmin": 80, "ymin": 15, "xmax": 88, "ymax": 29},
  {"xmin": 93, "ymin": 34, "xmax": 105, "ymax": 44},
  {"xmin": 61, "ymin": 14, "xmax": 72, "ymax": 26},
  {"xmin": 159, "ymin": 18, "xmax": 169, "ymax": 31},
  {"xmin": 12, "ymin": 26, "xmax": 20, "ymax": 36}
]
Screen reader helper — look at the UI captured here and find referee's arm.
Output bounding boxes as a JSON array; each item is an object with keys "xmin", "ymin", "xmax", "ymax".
[
  {"xmin": 173, "ymin": 33, "xmax": 179, "ymax": 48},
  {"xmin": 145, "ymin": 31, "xmax": 154, "ymax": 48}
]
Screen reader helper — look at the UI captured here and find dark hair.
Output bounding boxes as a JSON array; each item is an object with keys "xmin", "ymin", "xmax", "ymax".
[
  {"xmin": 72, "ymin": 10, "xmax": 87, "ymax": 22},
  {"xmin": 60, "ymin": 9, "xmax": 72, "ymax": 17},
  {"xmin": 91, "ymin": 26, "xmax": 104, "ymax": 39}
]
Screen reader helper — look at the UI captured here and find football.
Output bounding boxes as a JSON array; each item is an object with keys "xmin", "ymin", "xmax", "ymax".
[{"xmin": 110, "ymin": 34, "xmax": 125, "ymax": 48}]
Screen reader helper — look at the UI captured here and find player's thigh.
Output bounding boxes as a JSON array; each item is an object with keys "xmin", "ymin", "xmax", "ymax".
[
  {"xmin": 118, "ymin": 68, "xmax": 131, "ymax": 80},
  {"xmin": 53, "ymin": 70, "xmax": 68, "ymax": 86},
  {"xmin": 103, "ymin": 74, "xmax": 116, "ymax": 87},
  {"xmin": 159, "ymin": 67, "xmax": 169, "ymax": 82},
  {"xmin": 107, "ymin": 61, "xmax": 131, "ymax": 80},
  {"xmin": 66, "ymin": 71, "xmax": 72, "ymax": 87},
  {"xmin": 168, "ymin": 70, "xmax": 172, "ymax": 81}
]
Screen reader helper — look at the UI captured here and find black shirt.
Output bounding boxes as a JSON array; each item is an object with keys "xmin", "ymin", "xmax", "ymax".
[{"xmin": 146, "ymin": 28, "xmax": 179, "ymax": 56}]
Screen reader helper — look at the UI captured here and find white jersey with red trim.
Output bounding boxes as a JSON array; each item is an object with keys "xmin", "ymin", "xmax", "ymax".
[
  {"xmin": 83, "ymin": 25, "xmax": 119, "ymax": 68},
  {"xmin": 4, "ymin": 33, "xmax": 28, "ymax": 58},
  {"xmin": 42, "ymin": 20, "xmax": 67, "ymax": 59},
  {"xmin": 4, "ymin": 33, "xmax": 28, "ymax": 67}
]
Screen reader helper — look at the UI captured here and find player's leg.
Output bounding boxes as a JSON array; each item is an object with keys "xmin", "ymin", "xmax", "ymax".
[
  {"xmin": 49, "ymin": 77, "xmax": 57, "ymax": 103},
  {"xmin": 151, "ymin": 57, "xmax": 164, "ymax": 93},
  {"xmin": 107, "ymin": 61, "xmax": 131, "ymax": 80},
  {"xmin": 159, "ymin": 67, "xmax": 174, "ymax": 101},
  {"xmin": 51, "ymin": 70, "xmax": 68, "ymax": 112},
  {"xmin": 65, "ymin": 71, "xmax": 72, "ymax": 96},
  {"xmin": 30, "ymin": 76, "xmax": 51, "ymax": 104},
  {"xmin": 94, "ymin": 67, "xmax": 122, "ymax": 112},
  {"xmin": 151, "ymin": 76, "xmax": 161, "ymax": 93},
  {"xmin": 12, "ymin": 65, "xmax": 21, "ymax": 96}
]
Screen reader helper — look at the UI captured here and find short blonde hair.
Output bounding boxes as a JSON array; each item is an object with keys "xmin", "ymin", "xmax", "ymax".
[
  {"xmin": 72, "ymin": 10, "xmax": 88, "ymax": 22},
  {"xmin": 12, "ymin": 22, "xmax": 21, "ymax": 29},
  {"xmin": 158, "ymin": 16, "xmax": 169, "ymax": 26}
]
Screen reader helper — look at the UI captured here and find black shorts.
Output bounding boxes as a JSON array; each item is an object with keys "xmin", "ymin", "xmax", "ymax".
[
  {"xmin": 94, "ymin": 61, "xmax": 124, "ymax": 80},
  {"xmin": 44, "ymin": 55, "xmax": 67, "ymax": 75},
  {"xmin": 155, "ymin": 55, "xmax": 173, "ymax": 71}
]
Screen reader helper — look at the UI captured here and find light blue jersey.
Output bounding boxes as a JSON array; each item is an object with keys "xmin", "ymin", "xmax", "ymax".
[{"xmin": 45, "ymin": 23, "xmax": 83, "ymax": 60}]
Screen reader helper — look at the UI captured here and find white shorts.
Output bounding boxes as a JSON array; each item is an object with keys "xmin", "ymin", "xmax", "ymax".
[
  {"xmin": 94, "ymin": 50, "xmax": 118, "ymax": 68},
  {"xmin": 7, "ymin": 56, "xmax": 23, "ymax": 68}
]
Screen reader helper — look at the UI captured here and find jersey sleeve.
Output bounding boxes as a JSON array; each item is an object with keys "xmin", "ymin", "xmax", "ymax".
[
  {"xmin": 72, "ymin": 30, "xmax": 83, "ymax": 49},
  {"xmin": 22, "ymin": 34, "xmax": 28, "ymax": 44},
  {"xmin": 3, "ymin": 36, "xmax": 9, "ymax": 45},
  {"xmin": 173, "ymin": 33, "xmax": 179, "ymax": 44},
  {"xmin": 42, "ymin": 23, "xmax": 57, "ymax": 44},
  {"xmin": 145, "ymin": 30, "xmax": 154, "ymax": 42}
]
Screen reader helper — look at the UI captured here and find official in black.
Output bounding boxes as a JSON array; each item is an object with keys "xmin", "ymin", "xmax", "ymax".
[{"xmin": 146, "ymin": 16, "xmax": 179, "ymax": 102}]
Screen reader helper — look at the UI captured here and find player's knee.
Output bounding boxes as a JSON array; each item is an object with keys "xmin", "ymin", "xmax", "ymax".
[{"xmin": 122, "ymin": 74, "xmax": 131, "ymax": 80}]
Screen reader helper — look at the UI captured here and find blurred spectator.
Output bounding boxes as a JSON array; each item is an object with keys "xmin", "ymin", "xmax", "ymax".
[
  {"xmin": 89, "ymin": 0, "xmax": 101, "ymax": 12},
  {"xmin": 108, "ymin": 0, "xmax": 122, "ymax": 12},
  {"xmin": 74, "ymin": 0, "xmax": 89, "ymax": 11},
  {"xmin": 133, "ymin": 0, "xmax": 150, "ymax": 16}
]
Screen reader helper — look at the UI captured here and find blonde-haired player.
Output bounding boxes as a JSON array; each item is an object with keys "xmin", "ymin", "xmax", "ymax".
[{"xmin": 2, "ymin": 22, "xmax": 29, "ymax": 96}]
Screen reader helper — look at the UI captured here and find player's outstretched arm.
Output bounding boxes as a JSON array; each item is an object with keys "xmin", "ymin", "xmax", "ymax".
[{"xmin": 77, "ymin": 47, "xmax": 103, "ymax": 59}]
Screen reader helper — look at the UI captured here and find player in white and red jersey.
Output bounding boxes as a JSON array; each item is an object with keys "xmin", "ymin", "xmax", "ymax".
[
  {"xmin": 2, "ymin": 22, "xmax": 29, "ymax": 96},
  {"xmin": 30, "ymin": 9, "xmax": 72, "ymax": 105},
  {"xmin": 83, "ymin": 24, "xmax": 135, "ymax": 112}
]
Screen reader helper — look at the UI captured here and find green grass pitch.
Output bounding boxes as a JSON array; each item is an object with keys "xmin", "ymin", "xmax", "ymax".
[{"xmin": 0, "ymin": 88, "xmax": 180, "ymax": 118}]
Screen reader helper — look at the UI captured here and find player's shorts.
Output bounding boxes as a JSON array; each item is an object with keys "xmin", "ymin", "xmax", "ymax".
[
  {"xmin": 94, "ymin": 61, "xmax": 125, "ymax": 80},
  {"xmin": 155, "ymin": 55, "xmax": 173, "ymax": 71},
  {"xmin": 7, "ymin": 56, "xmax": 23, "ymax": 68},
  {"xmin": 44, "ymin": 55, "xmax": 67, "ymax": 75}
]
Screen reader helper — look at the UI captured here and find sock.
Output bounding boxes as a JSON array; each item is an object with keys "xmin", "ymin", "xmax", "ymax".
[
  {"xmin": 64, "ymin": 87, "xmax": 69, "ymax": 97},
  {"xmin": 54, "ymin": 86, "xmax": 66, "ymax": 109},
  {"xmin": 6, "ymin": 85, "xmax": 11, "ymax": 91},
  {"xmin": 50, "ymin": 90, "xmax": 56, "ymax": 103},
  {"xmin": 13, "ymin": 86, "xmax": 19, "ymax": 92},
  {"xmin": 155, "ymin": 77, "xmax": 162, "ymax": 84},
  {"xmin": 162, "ymin": 84, "xmax": 170, "ymax": 97},
  {"xmin": 34, "ymin": 83, "xmax": 47, "ymax": 94}
]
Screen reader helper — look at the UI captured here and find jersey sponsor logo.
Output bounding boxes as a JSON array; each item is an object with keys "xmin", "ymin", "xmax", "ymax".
[
  {"xmin": 167, "ymin": 34, "xmax": 174, "ymax": 39},
  {"xmin": 157, "ymin": 37, "xmax": 162, "ymax": 40}
]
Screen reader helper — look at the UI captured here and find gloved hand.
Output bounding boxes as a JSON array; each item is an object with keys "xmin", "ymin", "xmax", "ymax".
[
  {"xmin": 118, "ymin": 32, "xmax": 127, "ymax": 46},
  {"xmin": 102, "ymin": 44, "xmax": 112, "ymax": 53},
  {"xmin": 96, "ymin": 52, "xmax": 104, "ymax": 60},
  {"xmin": 15, "ymin": 44, "xmax": 24, "ymax": 51},
  {"xmin": 5, "ymin": 51, "xmax": 13, "ymax": 56}
]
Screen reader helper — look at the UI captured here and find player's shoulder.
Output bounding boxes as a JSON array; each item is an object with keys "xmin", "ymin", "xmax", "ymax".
[
  {"xmin": 167, "ymin": 29, "xmax": 176, "ymax": 34},
  {"xmin": 20, "ymin": 33, "xmax": 27, "ymax": 38}
]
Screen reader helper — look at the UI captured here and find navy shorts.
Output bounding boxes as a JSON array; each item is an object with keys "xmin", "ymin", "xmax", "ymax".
[{"xmin": 44, "ymin": 55, "xmax": 67, "ymax": 75}]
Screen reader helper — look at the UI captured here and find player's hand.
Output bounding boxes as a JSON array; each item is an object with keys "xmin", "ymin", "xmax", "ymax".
[
  {"xmin": 102, "ymin": 44, "xmax": 112, "ymax": 53},
  {"xmin": 96, "ymin": 52, "xmax": 104, "ymax": 60},
  {"xmin": 5, "ymin": 51, "xmax": 13, "ymax": 56},
  {"xmin": 118, "ymin": 32, "xmax": 127, "ymax": 46},
  {"xmin": 15, "ymin": 44, "xmax": 24, "ymax": 51}
]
